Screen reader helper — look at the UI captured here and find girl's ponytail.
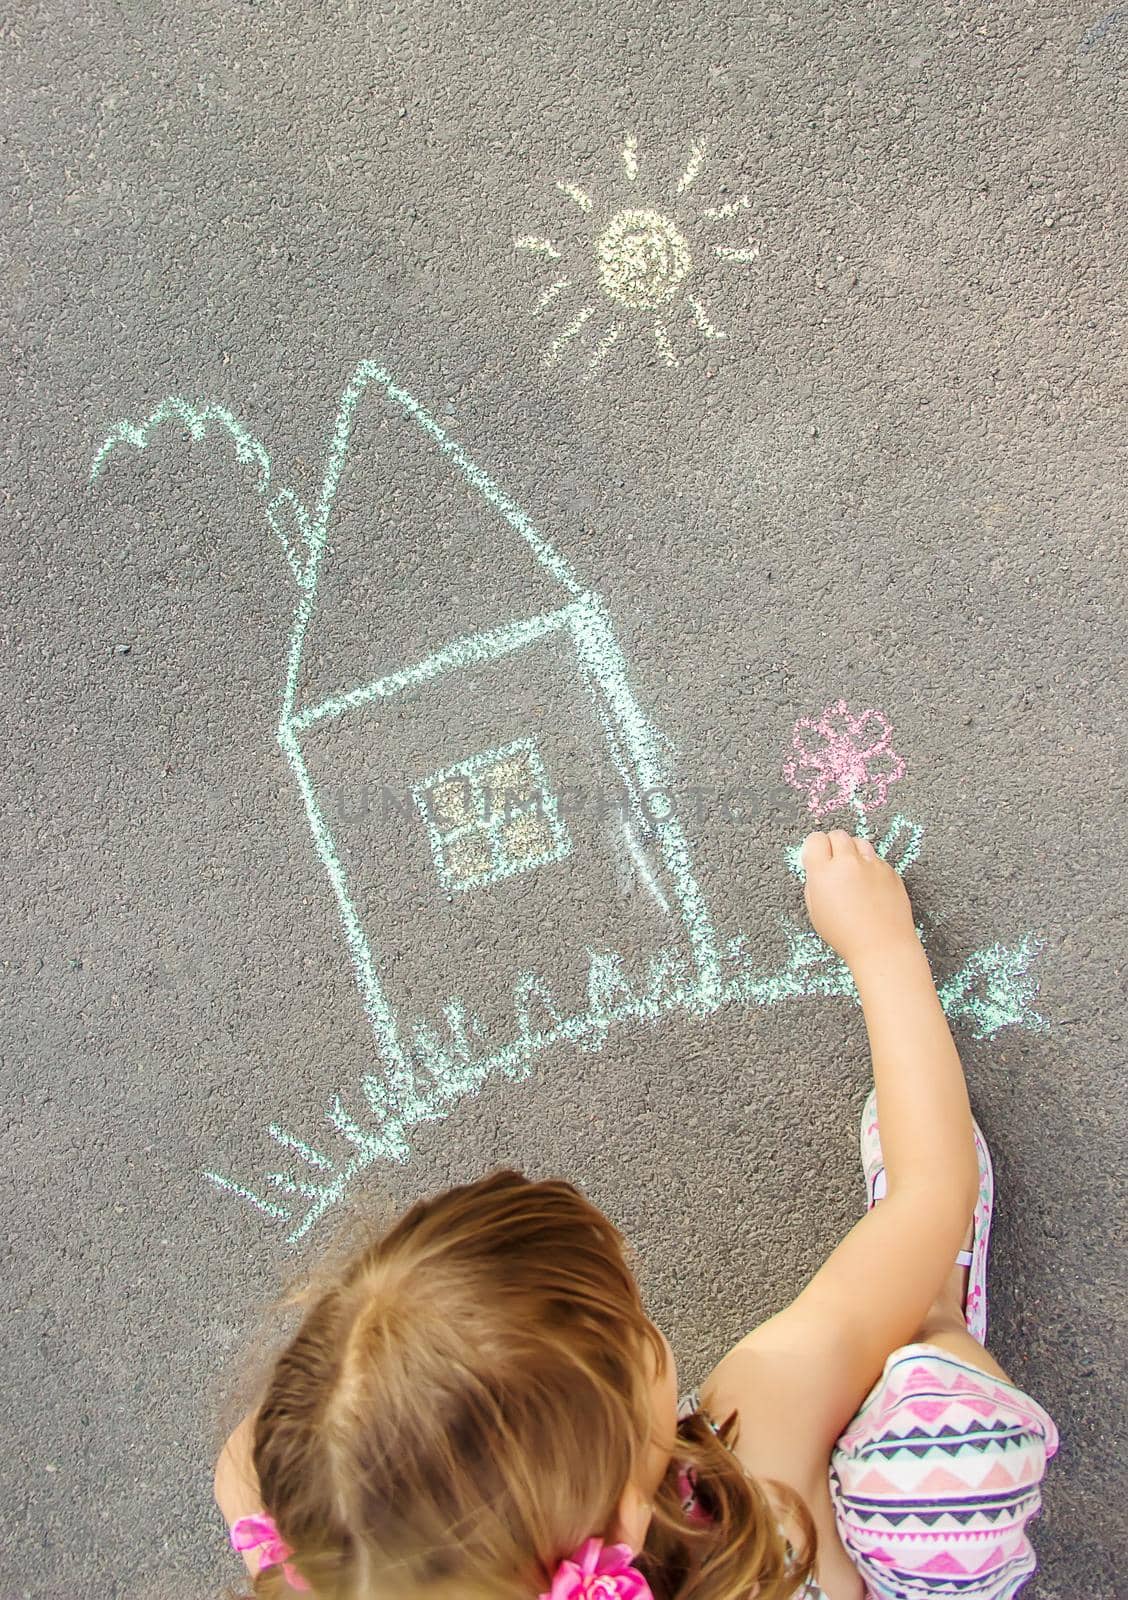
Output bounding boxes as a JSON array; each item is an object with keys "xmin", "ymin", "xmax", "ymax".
[{"xmin": 644, "ymin": 1410, "xmax": 815, "ymax": 1600}]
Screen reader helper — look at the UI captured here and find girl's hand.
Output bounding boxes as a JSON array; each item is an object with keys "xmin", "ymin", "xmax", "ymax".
[{"xmin": 801, "ymin": 829, "xmax": 918, "ymax": 971}]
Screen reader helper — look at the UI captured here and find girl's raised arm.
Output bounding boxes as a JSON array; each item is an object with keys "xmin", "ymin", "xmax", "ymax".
[{"xmin": 704, "ymin": 830, "xmax": 979, "ymax": 1456}]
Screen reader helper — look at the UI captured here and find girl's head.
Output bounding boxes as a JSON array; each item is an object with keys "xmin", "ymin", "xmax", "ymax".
[{"xmin": 250, "ymin": 1171, "xmax": 811, "ymax": 1600}]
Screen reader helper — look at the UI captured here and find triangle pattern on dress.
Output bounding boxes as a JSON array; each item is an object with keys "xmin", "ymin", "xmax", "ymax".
[
  {"xmin": 918, "ymin": 1466, "xmax": 973, "ymax": 1494},
  {"xmin": 915, "ymin": 1549, "xmax": 973, "ymax": 1576},
  {"xmin": 905, "ymin": 1399, "xmax": 950, "ymax": 1425},
  {"xmin": 976, "ymin": 1460, "xmax": 1020, "ymax": 1492},
  {"xmin": 854, "ymin": 1468, "xmax": 903, "ymax": 1495}
]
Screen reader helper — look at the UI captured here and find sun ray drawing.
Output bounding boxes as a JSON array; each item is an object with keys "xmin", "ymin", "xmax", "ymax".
[{"xmin": 513, "ymin": 135, "xmax": 762, "ymax": 375}]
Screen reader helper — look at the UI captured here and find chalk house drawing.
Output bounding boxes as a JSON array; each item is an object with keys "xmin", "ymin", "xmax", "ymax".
[
  {"xmin": 91, "ymin": 362, "xmax": 1048, "ymax": 1243},
  {"xmin": 515, "ymin": 135, "xmax": 761, "ymax": 374}
]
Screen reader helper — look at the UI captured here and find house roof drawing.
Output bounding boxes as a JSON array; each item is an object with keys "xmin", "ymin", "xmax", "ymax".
[{"xmin": 282, "ymin": 368, "xmax": 588, "ymax": 718}]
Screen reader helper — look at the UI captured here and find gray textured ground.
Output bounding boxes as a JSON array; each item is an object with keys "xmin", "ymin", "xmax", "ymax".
[{"xmin": 3, "ymin": 3, "xmax": 1126, "ymax": 1596}]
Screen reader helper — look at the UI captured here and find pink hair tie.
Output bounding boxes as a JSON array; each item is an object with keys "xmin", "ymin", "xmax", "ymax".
[
  {"xmin": 230, "ymin": 1513, "xmax": 311, "ymax": 1592},
  {"xmin": 539, "ymin": 1537, "xmax": 654, "ymax": 1600}
]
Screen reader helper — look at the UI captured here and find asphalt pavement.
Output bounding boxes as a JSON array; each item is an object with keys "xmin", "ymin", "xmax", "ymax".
[{"xmin": 3, "ymin": 3, "xmax": 1126, "ymax": 1595}]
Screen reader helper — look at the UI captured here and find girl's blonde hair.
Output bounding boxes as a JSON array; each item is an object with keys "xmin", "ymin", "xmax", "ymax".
[{"xmin": 249, "ymin": 1170, "xmax": 814, "ymax": 1600}]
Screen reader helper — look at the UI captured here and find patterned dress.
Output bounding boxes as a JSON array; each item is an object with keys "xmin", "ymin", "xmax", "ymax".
[{"xmin": 682, "ymin": 1344, "xmax": 1057, "ymax": 1600}]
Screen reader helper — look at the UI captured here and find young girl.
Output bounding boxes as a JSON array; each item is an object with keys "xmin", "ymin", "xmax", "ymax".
[{"xmin": 215, "ymin": 830, "xmax": 1058, "ymax": 1600}]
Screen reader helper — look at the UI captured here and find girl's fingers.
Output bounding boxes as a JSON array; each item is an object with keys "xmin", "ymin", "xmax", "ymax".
[
  {"xmin": 802, "ymin": 831, "xmax": 832, "ymax": 868},
  {"xmin": 828, "ymin": 828, "xmax": 852, "ymax": 857},
  {"xmin": 857, "ymin": 838, "xmax": 877, "ymax": 861}
]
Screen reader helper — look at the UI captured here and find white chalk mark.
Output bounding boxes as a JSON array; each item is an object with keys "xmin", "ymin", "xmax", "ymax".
[
  {"xmin": 588, "ymin": 324, "xmax": 622, "ymax": 373},
  {"xmin": 267, "ymin": 1171, "xmax": 333, "ymax": 1204},
  {"xmin": 703, "ymin": 196, "xmax": 749, "ymax": 220},
  {"xmin": 534, "ymin": 277, "xmax": 571, "ymax": 314},
  {"xmin": 685, "ymin": 295, "xmax": 726, "ymax": 340},
  {"xmin": 654, "ymin": 322, "xmax": 678, "ymax": 368},
  {"xmin": 96, "ymin": 364, "xmax": 1037, "ymax": 1252},
  {"xmin": 714, "ymin": 243, "xmax": 760, "ymax": 262},
  {"xmin": 269, "ymin": 1124, "xmax": 336, "ymax": 1172},
  {"xmin": 676, "ymin": 140, "xmax": 706, "ymax": 194},
  {"xmin": 622, "ymin": 134, "xmax": 639, "ymax": 182},
  {"xmin": 514, "ymin": 235, "xmax": 562, "ymax": 259},
  {"xmin": 545, "ymin": 306, "xmax": 594, "ymax": 366},
  {"xmin": 204, "ymin": 1171, "xmax": 291, "ymax": 1221},
  {"xmin": 621, "ymin": 816, "xmax": 671, "ymax": 914},
  {"xmin": 556, "ymin": 181, "xmax": 593, "ymax": 212}
]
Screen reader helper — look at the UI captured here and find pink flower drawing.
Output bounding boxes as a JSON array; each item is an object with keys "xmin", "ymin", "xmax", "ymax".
[
  {"xmin": 540, "ymin": 1538, "xmax": 654, "ymax": 1600},
  {"xmin": 783, "ymin": 700, "xmax": 905, "ymax": 818}
]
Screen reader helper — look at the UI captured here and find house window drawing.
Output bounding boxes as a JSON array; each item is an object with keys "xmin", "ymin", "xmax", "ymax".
[
  {"xmin": 413, "ymin": 738, "xmax": 572, "ymax": 893},
  {"xmin": 90, "ymin": 359, "xmax": 1049, "ymax": 1244}
]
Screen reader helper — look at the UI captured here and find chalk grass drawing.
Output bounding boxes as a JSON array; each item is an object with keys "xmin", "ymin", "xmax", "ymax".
[
  {"xmin": 91, "ymin": 365, "xmax": 1047, "ymax": 1242},
  {"xmin": 515, "ymin": 135, "xmax": 760, "ymax": 375}
]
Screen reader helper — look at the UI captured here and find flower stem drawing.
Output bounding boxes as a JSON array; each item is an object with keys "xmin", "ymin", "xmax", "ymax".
[{"xmin": 91, "ymin": 371, "xmax": 1048, "ymax": 1243}]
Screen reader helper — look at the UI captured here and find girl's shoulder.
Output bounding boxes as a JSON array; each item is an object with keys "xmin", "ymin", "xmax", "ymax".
[
  {"xmin": 685, "ymin": 1349, "xmax": 867, "ymax": 1600},
  {"xmin": 679, "ymin": 1390, "xmax": 834, "ymax": 1600}
]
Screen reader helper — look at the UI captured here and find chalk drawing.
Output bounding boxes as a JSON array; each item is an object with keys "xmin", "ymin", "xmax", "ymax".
[
  {"xmin": 556, "ymin": 181, "xmax": 593, "ymax": 213},
  {"xmin": 515, "ymin": 236, "xmax": 562, "ymax": 260},
  {"xmin": 676, "ymin": 140, "xmax": 706, "ymax": 195},
  {"xmin": 783, "ymin": 700, "xmax": 906, "ymax": 820},
  {"xmin": 546, "ymin": 307, "xmax": 595, "ymax": 367},
  {"xmin": 513, "ymin": 135, "xmax": 763, "ymax": 374},
  {"xmin": 91, "ymin": 364, "xmax": 1048, "ymax": 1242},
  {"xmin": 589, "ymin": 325, "xmax": 623, "ymax": 374},
  {"xmin": 686, "ymin": 296, "xmax": 726, "ymax": 341},
  {"xmin": 596, "ymin": 209, "xmax": 692, "ymax": 308},
  {"xmin": 535, "ymin": 277, "xmax": 571, "ymax": 315},
  {"xmin": 413, "ymin": 738, "xmax": 572, "ymax": 894},
  {"xmin": 1078, "ymin": 9, "xmax": 1125, "ymax": 51},
  {"xmin": 938, "ymin": 936, "xmax": 1046, "ymax": 1041}
]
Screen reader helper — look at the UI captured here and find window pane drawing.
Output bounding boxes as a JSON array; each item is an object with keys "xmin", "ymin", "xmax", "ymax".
[{"xmin": 414, "ymin": 740, "xmax": 571, "ymax": 893}]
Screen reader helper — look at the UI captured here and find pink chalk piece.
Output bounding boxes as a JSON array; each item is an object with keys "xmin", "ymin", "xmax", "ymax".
[{"xmin": 783, "ymin": 699, "xmax": 905, "ymax": 818}]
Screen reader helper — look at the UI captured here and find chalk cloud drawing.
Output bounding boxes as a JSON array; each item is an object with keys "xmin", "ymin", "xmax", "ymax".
[
  {"xmin": 91, "ymin": 364, "xmax": 1048, "ymax": 1242},
  {"xmin": 515, "ymin": 136, "xmax": 760, "ymax": 375}
]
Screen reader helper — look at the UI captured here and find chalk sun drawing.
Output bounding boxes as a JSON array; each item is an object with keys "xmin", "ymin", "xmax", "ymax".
[
  {"xmin": 515, "ymin": 136, "xmax": 759, "ymax": 375},
  {"xmin": 91, "ymin": 366, "xmax": 1048, "ymax": 1241}
]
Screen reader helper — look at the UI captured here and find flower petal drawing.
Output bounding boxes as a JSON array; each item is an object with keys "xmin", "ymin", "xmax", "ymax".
[{"xmin": 784, "ymin": 699, "xmax": 905, "ymax": 818}]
